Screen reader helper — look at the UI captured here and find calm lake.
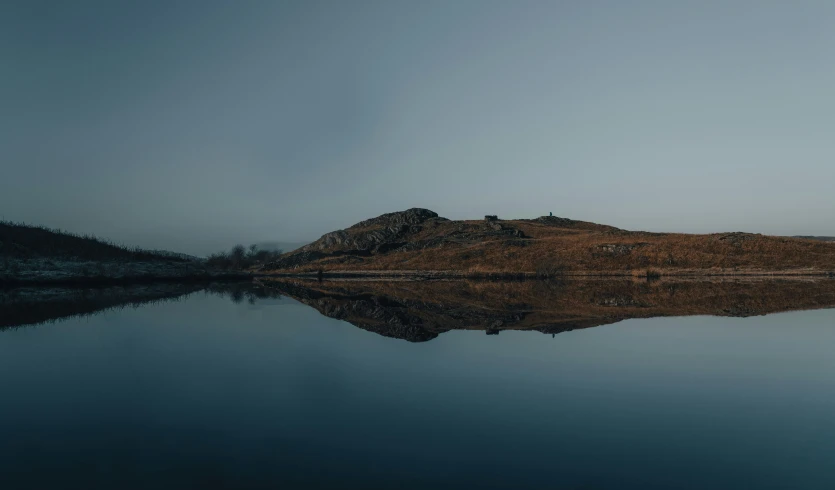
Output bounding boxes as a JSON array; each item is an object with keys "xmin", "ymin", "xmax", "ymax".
[{"xmin": 2, "ymin": 280, "xmax": 835, "ymax": 489}]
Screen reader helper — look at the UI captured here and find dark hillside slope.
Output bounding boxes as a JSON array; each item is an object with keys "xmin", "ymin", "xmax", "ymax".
[
  {"xmin": 0, "ymin": 221, "xmax": 194, "ymax": 261},
  {"xmin": 0, "ymin": 222, "xmax": 220, "ymax": 285}
]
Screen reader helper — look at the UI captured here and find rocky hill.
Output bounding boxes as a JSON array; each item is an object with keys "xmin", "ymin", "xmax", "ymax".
[{"xmin": 263, "ymin": 209, "xmax": 835, "ymax": 276}]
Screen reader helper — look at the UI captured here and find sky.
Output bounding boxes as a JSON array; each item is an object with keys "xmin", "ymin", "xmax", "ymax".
[{"xmin": 2, "ymin": 0, "xmax": 834, "ymax": 256}]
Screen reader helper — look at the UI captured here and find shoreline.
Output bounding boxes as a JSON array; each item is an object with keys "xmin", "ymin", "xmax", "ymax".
[
  {"xmin": 262, "ymin": 269, "xmax": 835, "ymax": 280},
  {"xmin": 0, "ymin": 272, "xmax": 255, "ymax": 288},
  {"xmin": 4, "ymin": 269, "xmax": 834, "ymax": 288}
]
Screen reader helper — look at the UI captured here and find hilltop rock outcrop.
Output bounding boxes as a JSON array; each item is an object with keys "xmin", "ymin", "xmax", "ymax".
[
  {"xmin": 302, "ymin": 208, "xmax": 441, "ymax": 253},
  {"xmin": 263, "ymin": 208, "xmax": 536, "ymax": 271}
]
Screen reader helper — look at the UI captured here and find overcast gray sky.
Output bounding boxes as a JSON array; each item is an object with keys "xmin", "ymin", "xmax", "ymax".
[{"xmin": 2, "ymin": 0, "xmax": 834, "ymax": 255}]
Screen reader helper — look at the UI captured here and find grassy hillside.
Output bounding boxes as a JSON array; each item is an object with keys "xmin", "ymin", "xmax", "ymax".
[
  {"xmin": 0, "ymin": 221, "xmax": 222, "ymax": 285},
  {"xmin": 0, "ymin": 221, "xmax": 194, "ymax": 262},
  {"xmin": 263, "ymin": 209, "xmax": 835, "ymax": 276}
]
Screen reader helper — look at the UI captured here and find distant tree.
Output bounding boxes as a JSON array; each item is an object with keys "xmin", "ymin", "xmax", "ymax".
[
  {"xmin": 230, "ymin": 244, "xmax": 246, "ymax": 267},
  {"xmin": 205, "ymin": 243, "xmax": 284, "ymax": 271}
]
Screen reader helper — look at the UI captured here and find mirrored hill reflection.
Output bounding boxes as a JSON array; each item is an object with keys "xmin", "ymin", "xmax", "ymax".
[
  {"xmin": 0, "ymin": 282, "xmax": 284, "ymax": 330},
  {"xmin": 3, "ymin": 278, "xmax": 835, "ymax": 338},
  {"xmin": 256, "ymin": 278, "xmax": 835, "ymax": 342}
]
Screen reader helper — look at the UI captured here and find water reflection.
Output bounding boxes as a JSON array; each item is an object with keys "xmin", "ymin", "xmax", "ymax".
[
  {"xmin": 258, "ymin": 278, "xmax": 835, "ymax": 341},
  {"xmin": 3, "ymin": 278, "xmax": 835, "ymax": 489},
  {"xmin": 0, "ymin": 282, "xmax": 292, "ymax": 330},
  {"xmin": 3, "ymin": 277, "xmax": 835, "ymax": 337}
]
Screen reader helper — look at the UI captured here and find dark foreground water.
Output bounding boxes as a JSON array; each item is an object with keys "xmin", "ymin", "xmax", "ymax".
[{"xmin": 2, "ymin": 286, "xmax": 835, "ymax": 489}]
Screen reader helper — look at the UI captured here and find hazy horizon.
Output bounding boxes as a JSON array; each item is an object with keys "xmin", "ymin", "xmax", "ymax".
[{"xmin": 4, "ymin": 1, "xmax": 834, "ymax": 256}]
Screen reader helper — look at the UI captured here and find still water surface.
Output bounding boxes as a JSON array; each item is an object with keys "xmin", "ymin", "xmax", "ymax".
[{"xmin": 2, "ymin": 289, "xmax": 835, "ymax": 489}]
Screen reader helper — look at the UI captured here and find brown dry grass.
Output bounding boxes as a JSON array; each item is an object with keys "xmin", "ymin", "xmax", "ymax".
[{"xmin": 277, "ymin": 218, "xmax": 835, "ymax": 275}]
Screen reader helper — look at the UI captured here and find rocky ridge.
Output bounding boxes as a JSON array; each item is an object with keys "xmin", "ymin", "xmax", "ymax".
[
  {"xmin": 265, "ymin": 208, "xmax": 533, "ymax": 271},
  {"xmin": 262, "ymin": 208, "xmax": 835, "ymax": 275}
]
